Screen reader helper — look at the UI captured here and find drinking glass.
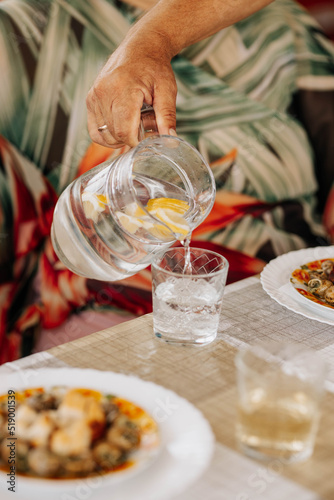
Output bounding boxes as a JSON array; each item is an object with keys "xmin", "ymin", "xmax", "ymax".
[
  {"xmin": 235, "ymin": 341, "xmax": 327, "ymax": 463},
  {"xmin": 151, "ymin": 247, "xmax": 229, "ymax": 346}
]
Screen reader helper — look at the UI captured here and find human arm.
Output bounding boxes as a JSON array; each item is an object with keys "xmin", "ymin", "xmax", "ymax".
[{"xmin": 86, "ymin": 0, "xmax": 274, "ymax": 148}]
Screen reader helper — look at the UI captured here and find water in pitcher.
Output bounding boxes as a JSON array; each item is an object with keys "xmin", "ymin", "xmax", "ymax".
[
  {"xmin": 52, "ymin": 165, "xmax": 199, "ymax": 281},
  {"xmin": 52, "ymin": 120, "xmax": 216, "ymax": 281}
]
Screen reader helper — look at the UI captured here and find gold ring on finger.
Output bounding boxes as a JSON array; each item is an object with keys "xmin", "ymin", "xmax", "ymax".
[{"xmin": 97, "ymin": 124, "xmax": 108, "ymax": 132}]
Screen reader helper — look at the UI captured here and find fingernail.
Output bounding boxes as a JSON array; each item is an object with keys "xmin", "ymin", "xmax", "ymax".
[{"xmin": 169, "ymin": 128, "xmax": 177, "ymax": 136}]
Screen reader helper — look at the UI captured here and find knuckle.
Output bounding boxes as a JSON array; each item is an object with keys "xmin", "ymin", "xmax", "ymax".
[
  {"xmin": 86, "ymin": 90, "xmax": 95, "ymax": 109},
  {"xmin": 93, "ymin": 85, "xmax": 105, "ymax": 101},
  {"xmin": 92, "ymin": 79, "xmax": 111, "ymax": 102},
  {"xmin": 159, "ymin": 78, "xmax": 177, "ymax": 96},
  {"xmin": 114, "ymin": 128, "xmax": 129, "ymax": 144},
  {"xmin": 157, "ymin": 107, "xmax": 176, "ymax": 124}
]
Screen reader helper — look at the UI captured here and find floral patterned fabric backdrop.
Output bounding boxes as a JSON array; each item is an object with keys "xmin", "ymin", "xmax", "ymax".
[{"xmin": 0, "ymin": 0, "xmax": 334, "ymax": 362}]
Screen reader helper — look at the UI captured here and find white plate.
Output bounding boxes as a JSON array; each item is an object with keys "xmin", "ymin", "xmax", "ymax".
[
  {"xmin": 0, "ymin": 368, "xmax": 214, "ymax": 500},
  {"xmin": 260, "ymin": 246, "xmax": 334, "ymax": 326}
]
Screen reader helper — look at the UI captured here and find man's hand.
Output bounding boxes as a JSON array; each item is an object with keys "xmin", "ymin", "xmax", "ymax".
[
  {"xmin": 86, "ymin": 43, "xmax": 177, "ymax": 149},
  {"xmin": 86, "ymin": 0, "xmax": 273, "ymax": 149}
]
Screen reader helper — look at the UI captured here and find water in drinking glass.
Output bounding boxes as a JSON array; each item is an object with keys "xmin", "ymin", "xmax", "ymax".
[
  {"xmin": 153, "ymin": 278, "xmax": 222, "ymax": 345},
  {"xmin": 152, "ymin": 247, "xmax": 229, "ymax": 346}
]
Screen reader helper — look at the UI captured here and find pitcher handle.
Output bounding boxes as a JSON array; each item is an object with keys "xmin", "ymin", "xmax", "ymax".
[{"xmin": 139, "ymin": 103, "xmax": 159, "ymax": 141}]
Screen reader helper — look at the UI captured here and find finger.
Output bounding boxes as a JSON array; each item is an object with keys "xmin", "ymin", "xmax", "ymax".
[
  {"xmin": 98, "ymin": 129, "xmax": 125, "ymax": 149},
  {"xmin": 109, "ymin": 90, "xmax": 149, "ymax": 148},
  {"xmin": 153, "ymin": 72, "xmax": 177, "ymax": 136},
  {"xmin": 87, "ymin": 106, "xmax": 107, "ymax": 146},
  {"xmin": 93, "ymin": 100, "xmax": 124, "ymax": 147},
  {"xmin": 87, "ymin": 102, "xmax": 124, "ymax": 149},
  {"xmin": 87, "ymin": 90, "xmax": 113, "ymax": 147},
  {"xmin": 87, "ymin": 88, "xmax": 107, "ymax": 146}
]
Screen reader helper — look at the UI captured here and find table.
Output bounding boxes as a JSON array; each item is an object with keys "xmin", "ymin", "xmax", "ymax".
[{"xmin": 1, "ymin": 277, "xmax": 334, "ymax": 499}]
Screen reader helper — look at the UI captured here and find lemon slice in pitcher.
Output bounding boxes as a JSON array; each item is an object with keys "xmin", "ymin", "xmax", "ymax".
[
  {"xmin": 82, "ymin": 192, "xmax": 108, "ymax": 223},
  {"xmin": 146, "ymin": 198, "xmax": 190, "ymax": 215},
  {"xmin": 115, "ymin": 197, "xmax": 190, "ymax": 240},
  {"xmin": 115, "ymin": 202, "xmax": 154, "ymax": 235},
  {"xmin": 146, "ymin": 198, "xmax": 190, "ymax": 239}
]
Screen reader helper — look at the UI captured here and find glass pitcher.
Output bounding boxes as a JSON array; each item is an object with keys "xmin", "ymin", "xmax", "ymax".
[{"xmin": 51, "ymin": 106, "xmax": 215, "ymax": 281}]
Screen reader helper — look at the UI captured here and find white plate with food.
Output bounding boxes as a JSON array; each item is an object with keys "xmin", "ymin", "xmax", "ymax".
[
  {"xmin": 261, "ymin": 246, "xmax": 334, "ymax": 325},
  {"xmin": 0, "ymin": 368, "xmax": 214, "ymax": 500}
]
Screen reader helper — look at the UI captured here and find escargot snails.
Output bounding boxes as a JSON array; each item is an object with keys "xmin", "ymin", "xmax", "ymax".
[
  {"xmin": 309, "ymin": 270, "xmax": 326, "ymax": 280},
  {"xmin": 307, "ymin": 278, "xmax": 333, "ymax": 298},
  {"xmin": 325, "ymin": 286, "xmax": 334, "ymax": 306},
  {"xmin": 321, "ymin": 260, "xmax": 334, "ymax": 283},
  {"xmin": 321, "ymin": 260, "xmax": 334, "ymax": 275}
]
